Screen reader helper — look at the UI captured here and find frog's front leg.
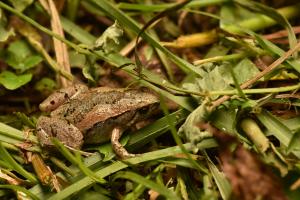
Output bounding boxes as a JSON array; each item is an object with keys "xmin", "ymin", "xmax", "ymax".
[
  {"xmin": 111, "ymin": 127, "xmax": 137, "ymax": 159},
  {"xmin": 36, "ymin": 116, "xmax": 84, "ymax": 150}
]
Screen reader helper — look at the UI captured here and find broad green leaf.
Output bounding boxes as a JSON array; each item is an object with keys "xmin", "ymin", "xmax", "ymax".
[
  {"xmin": 94, "ymin": 21, "xmax": 123, "ymax": 53},
  {"xmin": 34, "ymin": 78, "xmax": 57, "ymax": 94},
  {"xmin": 183, "ymin": 59, "xmax": 259, "ymax": 100},
  {"xmin": 5, "ymin": 40, "xmax": 43, "ymax": 72},
  {"xmin": 69, "ymin": 51, "xmax": 86, "ymax": 68},
  {"xmin": 233, "ymin": 58, "xmax": 260, "ymax": 84},
  {"xmin": 0, "ymin": 71, "xmax": 32, "ymax": 90},
  {"xmin": 8, "ymin": 0, "xmax": 33, "ymax": 11}
]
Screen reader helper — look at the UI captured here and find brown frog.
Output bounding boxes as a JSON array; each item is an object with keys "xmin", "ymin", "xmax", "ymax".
[{"xmin": 36, "ymin": 84, "xmax": 159, "ymax": 158}]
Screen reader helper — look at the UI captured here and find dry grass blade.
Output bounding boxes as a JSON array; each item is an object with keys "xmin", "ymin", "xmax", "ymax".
[{"xmin": 40, "ymin": 0, "xmax": 72, "ymax": 87}]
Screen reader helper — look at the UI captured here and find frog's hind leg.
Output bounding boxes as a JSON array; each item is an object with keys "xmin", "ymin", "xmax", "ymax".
[{"xmin": 111, "ymin": 127, "xmax": 137, "ymax": 159}]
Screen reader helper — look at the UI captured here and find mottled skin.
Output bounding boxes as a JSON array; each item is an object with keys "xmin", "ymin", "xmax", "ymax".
[{"xmin": 36, "ymin": 85, "xmax": 159, "ymax": 158}]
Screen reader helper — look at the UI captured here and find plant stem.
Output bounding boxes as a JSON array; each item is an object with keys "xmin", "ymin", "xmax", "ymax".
[{"xmin": 209, "ymin": 83, "xmax": 300, "ymax": 96}]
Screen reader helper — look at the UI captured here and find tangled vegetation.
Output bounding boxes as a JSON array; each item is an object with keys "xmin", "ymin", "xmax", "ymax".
[{"xmin": 0, "ymin": 0, "xmax": 300, "ymax": 199}]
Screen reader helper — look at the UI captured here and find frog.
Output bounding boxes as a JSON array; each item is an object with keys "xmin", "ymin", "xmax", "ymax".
[{"xmin": 36, "ymin": 84, "xmax": 159, "ymax": 159}]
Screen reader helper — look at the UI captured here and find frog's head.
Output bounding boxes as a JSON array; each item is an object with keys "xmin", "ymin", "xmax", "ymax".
[{"xmin": 128, "ymin": 89, "xmax": 160, "ymax": 119}]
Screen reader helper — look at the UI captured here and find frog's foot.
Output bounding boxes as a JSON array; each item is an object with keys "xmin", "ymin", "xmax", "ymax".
[
  {"xmin": 111, "ymin": 127, "xmax": 138, "ymax": 159},
  {"xmin": 36, "ymin": 116, "xmax": 83, "ymax": 151}
]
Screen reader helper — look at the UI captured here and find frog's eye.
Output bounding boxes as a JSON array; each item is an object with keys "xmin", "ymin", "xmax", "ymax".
[{"xmin": 139, "ymin": 107, "xmax": 149, "ymax": 114}]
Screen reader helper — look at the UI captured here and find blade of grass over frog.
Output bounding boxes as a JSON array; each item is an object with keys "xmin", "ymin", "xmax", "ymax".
[
  {"xmin": 88, "ymin": 0, "xmax": 201, "ymax": 76},
  {"xmin": 127, "ymin": 109, "xmax": 189, "ymax": 150},
  {"xmin": 256, "ymin": 110, "xmax": 300, "ymax": 158},
  {"xmin": 114, "ymin": 171, "xmax": 180, "ymax": 200},
  {"xmin": 234, "ymin": 0, "xmax": 297, "ymax": 51},
  {"xmin": 47, "ymin": 141, "xmax": 216, "ymax": 200},
  {"xmin": 206, "ymin": 154, "xmax": 231, "ymax": 200},
  {"xmin": 0, "ymin": 142, "xmax": 37, "ymax": 183},
  {"xmin": 117, "ymin": 0, "xmax": 228, "ymax": 12},
  {"xmin": 0, "ymin": 185, "xmax": 39, "ymax": 200},
  {"xmin": 51, "ymin": 138, "xmax": 106, "ymax": 184},
  {"xmin": 0, "ymin": 122, "xmax": 38, "ymax": 144},
  {"xmin": 160, "ymin": 95, "xmax": 208, "ymax": 173}
]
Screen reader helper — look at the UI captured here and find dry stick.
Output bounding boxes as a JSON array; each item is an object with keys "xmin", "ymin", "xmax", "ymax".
[
  {"xmin": 209, "ymin": 40, "xmax": 300, "ymax": 111},
  {"xmin": 39, "ymin": 0, "xmax": 72, "ymax": 87},
  {"xmin": 48, "ymin": 0, "xmax": 72, "ymax": 87}
]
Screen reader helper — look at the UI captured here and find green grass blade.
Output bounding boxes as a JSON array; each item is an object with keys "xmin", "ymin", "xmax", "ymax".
[
  {"xmin": 51, "ymin": 139, "xmax": 106, "ymax": 184},
  {"xmin": 0, "ymin": 142, "xmax": 37, "ymax": 183},
  {"xmin": 256, "ymin": 110, "xmax": 300, "ymax": 158},
  {"xmin": 114, "ymin": 171, "xmax": 180, "ymax": 200},
  {"xmin": 46, "ymin": 141, "xmax": 216, "ymax": 200},
  {"xmin": 127, "ymin": 109, "xmax": 189, "ymax": 150},
  {"xmin": 118, "ymin": 0, "xmax": 227, "ymax": 12},
  {"xmin": 207, "ymin": 158, "xmax": 232, "ymax": 200},
  {"xmin": 0, "ymin": 185, "xmax": 39, "ymax": 200},
  {"xmin": 88, "ymin": 0, "xmax": 200, "ymax": 76}
]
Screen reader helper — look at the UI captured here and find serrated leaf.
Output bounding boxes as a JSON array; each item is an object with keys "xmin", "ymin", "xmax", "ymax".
[
  {"xmin": 94, "ymin": 21, "xmax": 123, "ymax": 53},
  {"xmin": 0, "ymin": 71, "xmax": 32, "ymax": 90},
  {"xmin": 184, "ymin": 59, "xmax": 259, "ymax": 100},
  {"xmin": 233, "ymin": 58, "xmax": 260, "ymax": 84}
]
